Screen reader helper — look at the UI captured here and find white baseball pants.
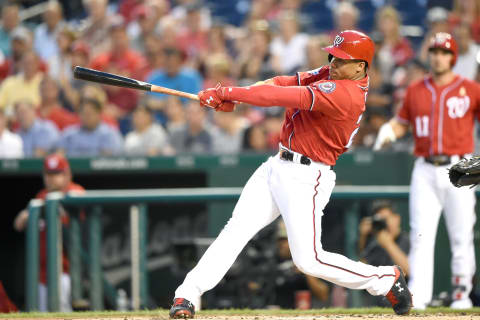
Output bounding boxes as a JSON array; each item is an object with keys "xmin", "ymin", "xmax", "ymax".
[
  {"xmin": 175, "ymin": 154, "xmax": 397, "ymax": 307},
  {"xmin": 408, "ymin": 157, "xmax": 476, "ymax": 309}
]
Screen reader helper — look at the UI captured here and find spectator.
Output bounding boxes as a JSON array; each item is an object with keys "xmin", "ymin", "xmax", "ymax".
[
  {"xmin": 242, "ymin": 124, "xmax": 269, "ymax": 152},
  {"xmin": 453, "ymin": 23, "xmax": 480, "ymax": 80},
  {"xmin": 358, "ymin": 201, "xmax": 410, "ymax": 307},
  {"xmin": 48, "ymin": 26, "xmax": 76, "ymax": 83},
  {"xmin": 0, "ymin": 51, "xmax": 43, "ymax": 113},
  {"xmin": 79, "ymin": 84, "xmax": 119, "ymax": 129},
  {"xmin": 0, "ymin": 4, "xmax": 20, "ymax": 57},
  {"xmin": 203, "ymin": 53, "xmax": 235, "ymax": 89},
  {"xmin": 0, "ymin": 108, "xmax": 22, "ymax": 158},
  {"xmin": 330, "ymin": 2, "xmax": 359, "ymax": 38},
  {"xmin": 15, "ymin": 100, "xmax": 59, "ymax": 157},
  {"xmin": 237, "ymin": 20, "xmax": 275, "ymax": 85},
  {"xmin": 80, "ymin": 0, "xmax": 115, "ymax": 57},
  {"xmin": 211, "ymin": 111, "xmax": 247, "ymax": 154},
  {"xmin": 34, "ymin": 0, "xmax": 65, "ymax": 61},
  {"xmin": 146, "ymin": 46, "xmax": 202, "ymax": 107},
  {"xmin": 272, "ymin": 221, "xmax": 330, "ymax": 308},
  {"xmin": 449, "ymin": 0, "xmax": 480, "ymax": 43},
  {"xmin": 90, "ymin": 18, "xmax": 146, "ymax": 118},
  {"xmin": 58, "ymin": 97, "xmax": 123, "ymax": 157},
  {"xmin": 171, "ymin": 0, "xmax": 211, "ymax": 35},
  {"xmin": 270, "ymin": 10, "xmax": 308, "ymax": 74},
  {"xmin": 0, "ymin": 26, "xmax": 36, "ymax": 79},
  {"xmin": 170, "ymin": 101, "xmax": 211, "ymax": 153},
  {"xmin": 164, "ymin": 96, "xmax": 186, "ymax": 135},
  {"xmin": 37, "ymin": 76, "xmax": 79, "ymax": 131},
  {"xmin": 124, "ymin": 104, "xmax": 174, "ymax": 156},
  {"xmin": 14, "ymin": 154, "xmax": 84, "ymax": 312},
  {"xmin": 374, "ymin": 6, "xmax": 414, "ymax": 84},
  {"xmin": 303, "ymin": 34, "xmax": 330, "ymax": 71}
]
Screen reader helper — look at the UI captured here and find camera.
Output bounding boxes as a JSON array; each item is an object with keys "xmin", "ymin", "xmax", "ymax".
[{"xmin": 371, "ymin": 215, "xmax": 387, "ymax": 232}]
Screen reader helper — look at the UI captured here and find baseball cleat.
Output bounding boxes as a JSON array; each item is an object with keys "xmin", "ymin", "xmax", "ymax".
[
  {"xmin": 169, "ymin": 298, "xmax": 195, "ymax": 319},
  {"xmin": 385, "ymin": 266, "xmax": 412, "ymax": 315}
]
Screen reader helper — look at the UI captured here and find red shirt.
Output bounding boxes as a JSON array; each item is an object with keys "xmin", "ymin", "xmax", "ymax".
[
  {"xmin": 223, "ymin": 66, "xmax": 368, "ymax": 165},
  {"xmin": 397, "ymin": 75, "xmax": 480, "ymax": 156},
  {"xmin": 35, "ymin": 182, "xmax": 85, "ymax": 284},
  {"xmin": 38, "ymin": 105, "xmax": 80, "ymax": 131}
]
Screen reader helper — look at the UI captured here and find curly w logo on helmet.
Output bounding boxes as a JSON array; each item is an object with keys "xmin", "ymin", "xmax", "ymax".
[{"xmin": 333, "ymin": 35, "xmax": 344, "ymax": 47}]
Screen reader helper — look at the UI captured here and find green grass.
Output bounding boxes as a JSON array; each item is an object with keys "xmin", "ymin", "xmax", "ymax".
[{"xmin": 2, "ymin": 308, "xmax": 480, "ymax": 319}]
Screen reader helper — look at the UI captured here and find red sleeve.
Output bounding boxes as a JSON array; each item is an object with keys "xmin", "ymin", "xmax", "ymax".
[
  {"xmin": 35, "ymin": 189, "xmax": 47, "ymax": 200},
  {"xmin": 223, "ymin": 84, "xmax": 313, "ymax": 110},
  {"xmin": 396, "ymin": 86, "xmax": 412, "ymax": 124},
  {"xmin": 271, "ymin": 65, "xmax": 329, "ymax": 87},
  {"xmin": 272, "ymin": 75, "xmax": 298, "ymax": 86}
]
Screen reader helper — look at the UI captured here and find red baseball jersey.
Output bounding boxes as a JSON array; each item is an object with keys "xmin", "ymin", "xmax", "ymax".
[
  {"xmin": 397, "ymin": 75, "xmax": 480, "ymax": 156},
  {"xmin": 224, "ymin": 65, "xmax": 368, "ymax": 165},
  {"xmin": 35, "ymin": 182, "xmax": 85, "ymax": 284}
]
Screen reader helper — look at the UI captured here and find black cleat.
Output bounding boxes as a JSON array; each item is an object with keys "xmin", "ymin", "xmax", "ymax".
[
  {"xmin": 169, "ymin": 298, "xmax": 195, "ymax": 319},
  {"xmin": 386, "ymin": 266, "xmax": 412, "ymax": 315}
]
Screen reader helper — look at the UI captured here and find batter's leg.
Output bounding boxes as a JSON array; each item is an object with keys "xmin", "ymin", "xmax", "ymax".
[
  {"xmin": 269, "ymin": 157, "xmax": 397, "ymax": 297},
  {"xmin": 443, "ymin": 182, "xmax": 476, "ymax": 308},
  {"xmin": 174, "ymin": 159, "xmax": 280, "ymax": 307},
  {"xmin": 408, "ymin": 159, "xmax": 443, "ymax": 309}
]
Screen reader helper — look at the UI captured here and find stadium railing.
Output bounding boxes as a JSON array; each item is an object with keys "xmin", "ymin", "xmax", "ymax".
[{"xmin": 25, "ymin": 185, "xmax": 413, "ymax": 312}]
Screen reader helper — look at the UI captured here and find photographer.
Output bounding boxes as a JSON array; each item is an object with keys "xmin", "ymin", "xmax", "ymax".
[{"xmin": 358, "ymin": 202, "xmax": 409, "ymax": 276}]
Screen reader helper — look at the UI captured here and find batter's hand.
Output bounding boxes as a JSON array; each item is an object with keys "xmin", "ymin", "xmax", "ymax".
[
  {"xmin": 373, "ymin": 122, "xmax": 397, "ymax": 150},
  {"xmin": 198, "ymin": 85, "xmax": 223, "ymax": 109}
]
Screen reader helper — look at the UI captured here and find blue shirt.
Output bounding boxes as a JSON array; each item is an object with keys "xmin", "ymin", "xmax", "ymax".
[
  {"xmin": 19, "ymin": 119, "xmax": 59, "ymax": 157},
  {"xmin": 34, "ymin": 22, "xmax": 63, "ymax": 61},
  {"xmin": 147, "ymin": 68, "xmax": 202, "ymax": 102},
  {"xmin": 59, "ymin": 123, "xmax": 123, "ymax": 157},
  {"xmin": 0, "ymin": 26, "xmax": 11, "ymax": 57}
]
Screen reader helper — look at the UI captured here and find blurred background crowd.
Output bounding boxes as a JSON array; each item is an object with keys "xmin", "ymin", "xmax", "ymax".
[{"xmin": 0, "ymin": 0, "xmax": 479, "ymax": 159}]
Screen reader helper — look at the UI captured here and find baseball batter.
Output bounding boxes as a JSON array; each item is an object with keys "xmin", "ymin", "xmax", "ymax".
[
  {"xmin": 374, "ymin": 32, "xmax": 479, "ymax": 309},
  {"xmin": 169, "ymin": 30, "xmax": 412, "ymax": 319}
]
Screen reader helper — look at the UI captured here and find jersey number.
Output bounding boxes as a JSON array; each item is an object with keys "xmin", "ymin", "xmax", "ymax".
[
  {"xmin": 415, "ymin": 116, "xmax": 429, "ymax": 137},
  {"xmin": 345, "ymin": 114, "xmax": 363, "ymax": 149}
]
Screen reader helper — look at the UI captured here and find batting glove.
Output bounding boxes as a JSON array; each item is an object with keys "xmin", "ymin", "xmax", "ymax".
[
  {"xmin": 373, "ymin": 122, "xmax": 397, "ymax": 151},
  {"xmin": 198, "ymin": 83, "xmax": 235, "ymax": 112}
]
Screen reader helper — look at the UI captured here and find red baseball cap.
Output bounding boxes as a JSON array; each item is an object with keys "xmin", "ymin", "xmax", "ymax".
[
  {"xmin": 323, "ymin": 30, "xmax": 375, "ymax": 66},
  {"xmin": 43, "ymin": 154, "xmax": 70, "ymax": 173}
]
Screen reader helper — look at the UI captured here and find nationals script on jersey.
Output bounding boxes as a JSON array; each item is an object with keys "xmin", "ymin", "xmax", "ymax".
[{"xmin": 397, "ymin": 75, "xmax": 480, "ymax": 156}]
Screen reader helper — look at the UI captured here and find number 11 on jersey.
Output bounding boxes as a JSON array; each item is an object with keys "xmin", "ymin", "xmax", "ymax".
[{"xmin": 415, "ymin": 115, "xmax": 429, "ymax": 137}]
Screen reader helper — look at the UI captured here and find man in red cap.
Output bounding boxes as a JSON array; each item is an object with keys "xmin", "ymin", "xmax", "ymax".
[
  {"xmin": 169, "ymin": 30, "xmax": 412, "ymax": 319},
  {"xmin": 374, "ymin": 32, "xmax": 480, "ymax": 309},
  {"xmin": 14, "ymin": 153, "xmax": 84, "ymax": 312}
]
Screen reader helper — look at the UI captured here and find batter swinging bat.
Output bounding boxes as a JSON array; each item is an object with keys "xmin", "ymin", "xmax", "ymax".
[{"xmin": 73, "ymin": 66, "xmax": 199, "ymax": 101}]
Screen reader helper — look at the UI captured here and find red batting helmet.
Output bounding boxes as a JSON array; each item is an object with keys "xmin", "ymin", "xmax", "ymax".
[
  {"xmin": 428, "ymin": 32, "xmax": 458, "ymax": 66},
  {"xmin": 323, "ymin": 30, "xmax": 375, "ymax": 67}
]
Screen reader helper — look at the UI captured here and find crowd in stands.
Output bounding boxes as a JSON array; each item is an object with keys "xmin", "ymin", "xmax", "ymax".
[{"xmin": 0, "ymin": 0, "xmax": 479, "ymax": 158}]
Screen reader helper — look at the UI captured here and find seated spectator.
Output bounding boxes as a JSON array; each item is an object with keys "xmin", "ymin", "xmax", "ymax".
[
  {"xmin": 14, "ymin": 154, "xmax": 84, "ymax": 312},
  {"xmin": 79, "ymin": 84, "xmax": 119, "ymax": 129},
  {"xmin": 125, "ymin": 104, "xmax": 174, "ymax": 156},
  {"xmin": 0, "ymin": 108, "xmax": 22, "ymax": 158},
  {"xmin": 15, "ymin": 100, "xmax": 59, "ymax": 157},
  {"xmin": 453, "ymin": 23, "xmax": 480, "ymax": 80},
  {"xmin": 164, "ymin": 96, "xmax": 186, "ymax": 135},
  {"xmin": 37, "ymin": 76, "xmax": 79, "ymax": 131},
  {"xmin": 146, "ymin": 46, "xmax": 202, "ymax": 107},
  {"xmin": 58, "ymin": 98, "xmax": 123, "ymax": 157},
  {"xmin": 170, "ymin": 101, "xmax": 211, "ymax": 153},
  {"xmin": 242, "ymin": 124, "xmax": 269, "ymax": 152},
  {"xmin": 237, "ymin": 20, "xmax": 275, "ymax": 85},
  {"xmin": 0, "ymin": 4, "xmax": 20, "ymax": 57},
  {"xmin": 358, "ymin": 201, "xmax": 409, "ymax": 306},
  {"xmin": 48, "ymin": 26, "xmax": 77, "ymax": 84},
  {"xmin": 270, "ymin": 10, "xmax": 308, "ymax": 74},
  {"xmin": 0, "ymin": 51, "xmax": 43, "ymax": 113},
  {"xmin": 271, "ymin": 221, "xmax": 330, "ymax": 308},
  {"xmin": 203, "ymin": 53, "xmax": 235, "ymax": 89},
  {"xmin": 80, "ymin": 0, "xmax": 115, "ymax": 57},
  {"xmin": 329, "ymin": 2, "xmax": 359, "ymax": 39},
  {"xmin": 419, "ymin": 7, "xmax": 450, "ymax": 63},
  {"xmin": 34, "ymin": 0, "xmax": 65, "ymax": 61},
  {"xmin": 211, "ymin": 111, "xmax": 247, "ymax": 154},
  {"xmin": 90, "ymin": 17, "xmax": 146, "ymax": 118},
  {"xmin": 374, "ymin": 6, "xmax": 414, "ymax": 84},
  {"xmin": 303, "ymin": 34, "xmax": 330, "ymax": 71},
  {"xmin": 449, "ymin": 0, "xmax": 480, "ymax": 43}
]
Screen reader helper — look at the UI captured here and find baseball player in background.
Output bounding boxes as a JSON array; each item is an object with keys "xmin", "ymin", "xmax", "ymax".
[
  {"xmin": 169, "ymin": 30, "xmax": 412, "ymax": 319},
  {"xmin": 374, "ymin": 32, "xmax": 479, "ymax": 309}
]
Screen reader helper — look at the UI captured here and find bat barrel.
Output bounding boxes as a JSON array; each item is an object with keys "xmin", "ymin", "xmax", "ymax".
[{"xmin": 73, "ymin": 67, "xmax": 152, "ymax": 91}]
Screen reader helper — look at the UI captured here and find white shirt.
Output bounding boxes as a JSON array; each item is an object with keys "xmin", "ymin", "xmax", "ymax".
[
  {"xmin": 270, "ymin": 33, "xmax": 309, "ymax": 73},
  {"xmin": 125, "ymin": 123, "xmax": 171, "ymax": 155},
  {"xmin": 0, "ymin": 128, "xmax": 23, "ymax": 158},
  {"xmin": 453, "ymin": 43, "xmax": 480, "ymax": 80}
]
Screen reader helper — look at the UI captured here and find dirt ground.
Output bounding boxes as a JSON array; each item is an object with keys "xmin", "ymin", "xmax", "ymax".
[{"xmin": 12, "ymin": 315, "xmax": 479, "ymax": 320}]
